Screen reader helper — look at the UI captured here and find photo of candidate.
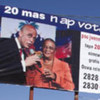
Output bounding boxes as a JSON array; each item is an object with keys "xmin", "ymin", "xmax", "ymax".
[
  {"xmin": 26, "ymin": 38, "xmax": 75, "ymax": 90},
  {"xmin": 18, "ymin": 24, "xmax": 40, "ymax": 67},
  {"xmin": 0, "ymin": 23, "xmax": 40, "ymax": 84}
]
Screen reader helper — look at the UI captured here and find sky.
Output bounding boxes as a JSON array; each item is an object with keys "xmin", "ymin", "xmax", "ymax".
[{"xmin": 0, "ymin": 0, "xmax": 100, "ymax": 100}]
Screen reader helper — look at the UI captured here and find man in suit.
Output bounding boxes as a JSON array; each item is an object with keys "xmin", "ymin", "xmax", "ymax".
[{"xmin": 0, "ymin": 24, "xmax": 40, "ymax": 85}]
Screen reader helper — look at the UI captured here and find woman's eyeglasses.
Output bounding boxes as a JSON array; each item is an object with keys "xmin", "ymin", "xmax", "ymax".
[{"xmin": 43, "ymin": 46, "xmax": 55, "ymax": 50}]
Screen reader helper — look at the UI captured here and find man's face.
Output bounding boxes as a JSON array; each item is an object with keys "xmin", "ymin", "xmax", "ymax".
[
  {"xmin": 19, "ymin": 25, "xmax": 37, "ymax": 48},
  {"xmin": 43, "ymin": 40, "xmax": 56, "ymax": 59}
]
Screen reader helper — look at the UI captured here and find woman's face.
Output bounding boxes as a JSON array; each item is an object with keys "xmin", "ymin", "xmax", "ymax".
[{"xmin": 43, "ymin": 40, "xmax": 56, "ymax": 59}]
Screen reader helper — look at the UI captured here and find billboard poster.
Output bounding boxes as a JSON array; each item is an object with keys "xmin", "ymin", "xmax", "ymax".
[
  {"xmin": 0, "ymin": 5, "xmax": 100, "ymax": 93},
  {"xmin": 79, "ymin": 32, "xmax": 100, "ymax": 93}
]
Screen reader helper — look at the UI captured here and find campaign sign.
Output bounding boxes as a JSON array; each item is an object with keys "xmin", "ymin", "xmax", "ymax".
[{"xmin": 0, "ymin": 5, "xmax": 100, "ymax": 93}]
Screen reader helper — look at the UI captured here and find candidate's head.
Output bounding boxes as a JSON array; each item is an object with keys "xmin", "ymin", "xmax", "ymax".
[
  {"xmin": 18, "ymin": 24, "xmax": 37, "ymax": 48},
  {"xmin": 42, "ymin": 38, "xmax": 56, "ymax": 59}
]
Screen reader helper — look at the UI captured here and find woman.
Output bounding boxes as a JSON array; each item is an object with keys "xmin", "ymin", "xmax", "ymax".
[{"xmin": 26, "ymin": 38, "xmax": 75, "ymax": 90}]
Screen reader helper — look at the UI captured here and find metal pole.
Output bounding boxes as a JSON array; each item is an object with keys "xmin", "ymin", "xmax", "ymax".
[
  {"xmin": 29, "ymin": 87, "xmax": 34, "ymax": 100},
  {"xmin": 74, "ymin": 92, "xmax": 78, "ymax": 100}
]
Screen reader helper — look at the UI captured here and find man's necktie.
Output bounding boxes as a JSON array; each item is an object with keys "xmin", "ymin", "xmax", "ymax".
[{"xmin": 20, "ymin": 49, "xmax": 22, "ymax": 56}]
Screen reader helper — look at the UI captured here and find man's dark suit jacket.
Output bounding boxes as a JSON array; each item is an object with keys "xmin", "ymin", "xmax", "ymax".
[{"xmin": 0, "ymin": 38, "xmax": 26, "ymax": 85}]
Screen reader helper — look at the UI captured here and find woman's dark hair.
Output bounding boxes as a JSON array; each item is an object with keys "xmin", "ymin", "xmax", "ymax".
[{"xmin": 42, "ymin": 38, "xmax": 56, "ymax": 48}]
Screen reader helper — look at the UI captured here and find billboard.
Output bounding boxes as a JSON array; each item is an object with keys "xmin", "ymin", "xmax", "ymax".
[{"xmin": 0, "ymin": 5, "xmax": 100, "ymax": 93}]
